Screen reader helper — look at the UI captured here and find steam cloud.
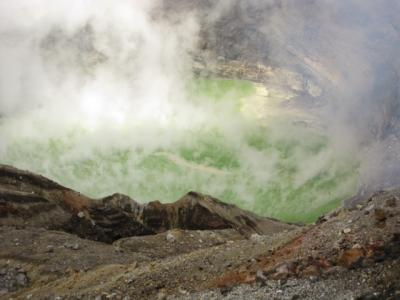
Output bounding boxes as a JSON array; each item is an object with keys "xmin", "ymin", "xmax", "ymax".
[
  {"xmin": 202, "ymin": 0, "xmax": 400, "ymax": 192},
  {"xmin": 0, "ymin": 1, "xmax": 199, "ymax": 129},
  {"xmin": 0, "ymin": 0, "xmax": 399, "ymax": 220}
]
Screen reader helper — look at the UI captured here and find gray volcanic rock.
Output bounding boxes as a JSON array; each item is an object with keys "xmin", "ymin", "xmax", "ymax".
[{"xmin": 114, "ymin": 229, "xmax": 244, "ymax": 260}]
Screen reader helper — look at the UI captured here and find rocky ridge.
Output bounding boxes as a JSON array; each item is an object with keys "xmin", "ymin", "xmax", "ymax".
[{"xmin": 0, "ymin": 164, "xmax": 294, "ymax": 244}]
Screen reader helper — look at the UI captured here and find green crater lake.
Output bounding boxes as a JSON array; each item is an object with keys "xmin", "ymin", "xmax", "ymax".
[{"xmin": 0, "ymin": 78, "xmax": 358, "ymax": 223}]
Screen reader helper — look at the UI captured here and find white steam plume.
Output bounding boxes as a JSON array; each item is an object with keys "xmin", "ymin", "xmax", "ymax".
[
  {"xmin": 0, "ymin": 0, "xmax": 399, "ymax": 222},
  {"xmin": 0, "ymin": 0, "xmax": 199, "ymax": 131},
  {"xmin": 204, "ymin": 0, "xmax": 400, "ymax": 193}
]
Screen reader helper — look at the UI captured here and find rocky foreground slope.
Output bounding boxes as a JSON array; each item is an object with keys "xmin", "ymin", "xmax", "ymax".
[{"xmin": 0, "ymin": 165, "xmax": 399, "ymax": 299}]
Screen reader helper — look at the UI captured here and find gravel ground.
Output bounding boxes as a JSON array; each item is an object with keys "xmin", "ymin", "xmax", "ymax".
[
  {"xmin": 170, "ymin": 260, "xmax": 400, "ymax": 300},
  {"xmin": 1, "ymin": 174, "xmax": 399, "ymax": 299}
]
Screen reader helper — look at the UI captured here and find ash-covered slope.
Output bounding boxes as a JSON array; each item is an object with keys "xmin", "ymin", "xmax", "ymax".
[{"xmin": 0, "ymin": 165, "xmax": 399, "ymax": 299}]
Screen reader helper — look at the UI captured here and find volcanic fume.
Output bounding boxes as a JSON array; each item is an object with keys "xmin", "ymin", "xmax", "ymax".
[{"xmin": 0, "ymin": 0, "xmax": 399, "ymax": 223}]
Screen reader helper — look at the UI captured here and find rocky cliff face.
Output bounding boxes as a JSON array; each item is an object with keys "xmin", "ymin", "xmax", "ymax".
[
  {"xmin": 162, "ymin": 0, "xmax": 400, "ymax": 147},
  {"xmin": 174, "ymin": 0, "xmax": 400, "ymax": 195}
]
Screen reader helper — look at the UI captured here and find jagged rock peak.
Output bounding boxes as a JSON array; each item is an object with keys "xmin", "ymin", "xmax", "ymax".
[{"xmin": 0, "ymin": 165, "xmax": 297, "ymax": 243}]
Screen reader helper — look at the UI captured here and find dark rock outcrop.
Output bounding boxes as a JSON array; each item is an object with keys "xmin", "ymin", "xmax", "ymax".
[{"xmin": 0, "ymin": 165, "xmax": 296, "ymax": 243}]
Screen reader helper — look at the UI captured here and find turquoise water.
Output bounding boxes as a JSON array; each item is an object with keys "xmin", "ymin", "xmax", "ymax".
[{"xmin": 0, "ymin": 79, "xmax": 358, "ymax": 223}]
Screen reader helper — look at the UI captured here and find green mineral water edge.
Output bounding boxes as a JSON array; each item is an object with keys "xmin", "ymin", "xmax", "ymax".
[{"xmin": 0, "ymin": 78, "xmax": 358, "ymax": 223}]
